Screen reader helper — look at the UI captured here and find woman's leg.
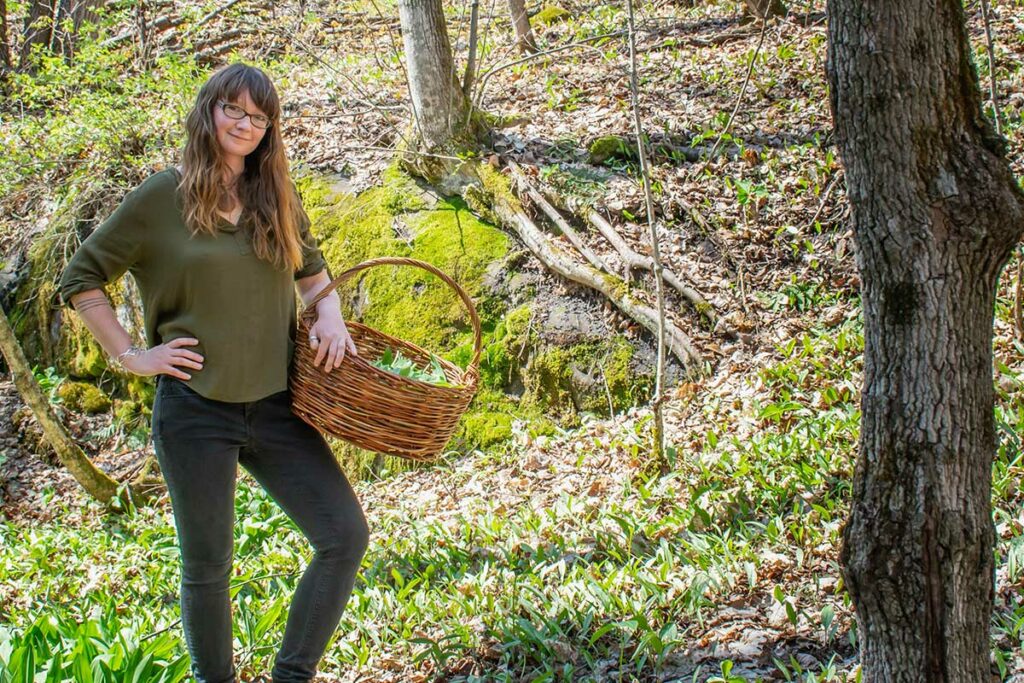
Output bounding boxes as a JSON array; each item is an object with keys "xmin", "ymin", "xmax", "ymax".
[
  {"xmin": 153, "ymin": 378, "xmax": 248, "ymax": 683},
  {"xmin": 239, "ymin": 389, "xmax": 370, "ymax": 683}
]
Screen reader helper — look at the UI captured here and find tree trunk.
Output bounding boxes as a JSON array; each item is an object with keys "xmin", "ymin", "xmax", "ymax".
[
  {"xmin": 397, "ymin": 0, "xmax": 471, "ymax": 151},
  {"xmin": 0, "ymin": 0, "xmax": 12, "ymax": 70},
  {"xmin": 827, "ymin": 0, "xmax": 1024, "ymax": 680},
  {"xmin": 58, "ymin": 0, "xmax": 103, "ymax": 60},
  {"xmin": 0, "ymin": 304, "xmax": 124, "ymax": 508},
  {"xmin": 507, "ymin": 0, "xmax": 536, "ymax": 54},
  {"xmin": 19, "ymin": 0, "xmax": 53, "ymax": 68},
  {"xmin": 18, "ymin": 0, "xmax": 104, "ymax": 68}
]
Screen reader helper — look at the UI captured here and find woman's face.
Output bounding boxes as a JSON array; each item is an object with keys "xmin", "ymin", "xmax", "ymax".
[{"xmin": 213, "ymin": 88, "xmax": 269, "ymax": 161}]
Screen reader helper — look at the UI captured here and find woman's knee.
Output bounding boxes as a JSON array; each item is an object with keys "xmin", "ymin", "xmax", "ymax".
[
  {"xmin": 315, "ymin": 515, "xmax": 370, "ymax": 562},
  {"xmin": 181, "ymin": 554, "xmax": 234, "ymax": 588}
]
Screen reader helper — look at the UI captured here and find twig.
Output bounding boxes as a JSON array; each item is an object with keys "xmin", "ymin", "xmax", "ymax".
[
  {"xmin": 182, "ymin": 0, "xmax": 248, "ymax": 38},
  {"xmin": 979, "ymin": 0, "xmax": 1002, "ymax": 136},
  {"xmin": 587, "ymin": 208, "xmax": 719, "ymax": 328},
  {"xmin": 626, "ymin": 0, "xmax": 669, "ymax": 463},
  {"xmin": 472, "ymin": 31, "xmax": 624, "ymax": 114},
  {"xmin": 802, "ymin": 171, "xmax": 841, "ymax": 232},
  {"xmin": 499, "ymin": 165, "xmax": 701, "ymax": 369}
]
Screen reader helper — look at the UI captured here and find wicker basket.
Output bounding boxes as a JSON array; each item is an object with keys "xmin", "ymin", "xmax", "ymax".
[{"xmin": 289, "ymin": 256, "xmax": 481, "ymax": 461}]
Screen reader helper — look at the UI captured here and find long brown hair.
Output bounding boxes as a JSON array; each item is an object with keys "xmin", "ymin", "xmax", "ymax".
[{"xmin": 179, "ymin": 62, "xmax": 304, "ymax": 272}]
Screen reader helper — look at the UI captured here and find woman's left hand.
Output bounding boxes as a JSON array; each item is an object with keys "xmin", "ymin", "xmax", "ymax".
[{"xmin": 308, "ymin": 309, "xmax": 358, "ymax": 372}]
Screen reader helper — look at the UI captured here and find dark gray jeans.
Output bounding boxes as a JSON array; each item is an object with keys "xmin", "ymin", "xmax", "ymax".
[{"xmin": 152, "ymin": 374, "xmax": 370, "ymax": 683}]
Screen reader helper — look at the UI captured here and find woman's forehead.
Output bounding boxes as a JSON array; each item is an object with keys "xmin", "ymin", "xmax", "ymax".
[{"xmin": 226, "ymin": 88, "xmax": 267, "ymax": 114}]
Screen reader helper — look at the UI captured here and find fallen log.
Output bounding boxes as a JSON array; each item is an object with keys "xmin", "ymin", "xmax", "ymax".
[
  {"xmin": 507, "ymin": 161, "xmax": 613, "ymax": 275},
  {"xmin": 469, "ymin": 164, "xmax": 702, "ymax": 369},
  {"xmin": 535, "ymin": 182, "xmax": 721, "ymax": 330},
  {"xmin": 0, "ymin": 304, "xmax": 141, "ymax": 509}
]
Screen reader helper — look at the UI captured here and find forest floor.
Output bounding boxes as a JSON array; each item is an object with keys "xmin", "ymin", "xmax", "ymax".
[{"xmin": 2, "ymin": 0, "xmax": 1024, "ymax": 681}]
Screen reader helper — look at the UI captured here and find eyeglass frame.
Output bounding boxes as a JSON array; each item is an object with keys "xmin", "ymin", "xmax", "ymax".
[{"xmin": 216, "ymin": 100, "xmax": 274, "ymax": 129}]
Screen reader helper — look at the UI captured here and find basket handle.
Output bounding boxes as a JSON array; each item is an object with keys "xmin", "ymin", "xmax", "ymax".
[{"xmin": 301, "ymin": 256, "xmax": 483, "ymax": 378}]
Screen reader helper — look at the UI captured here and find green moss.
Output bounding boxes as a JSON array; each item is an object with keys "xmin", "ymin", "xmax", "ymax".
[
  {"xmin": 125, "ymin": 375, "xmax": 156, "ymax": 410},
  {"xmin": 602, "ymin": 336, "xmax": 653, "ymax": 410},
  {"xmin": 451, "ymin": 303, "xmax": 536, "ymax": 389},
  {"xmin": 297, "ymin": 162, "xmax": 509, "ymax": 360},
  {"xmin": 588, "ymin": 135, "xmax": 634, "ymax": 165},
  {"xmin": 599, "ymin": 270, "xmax": 632, "ymax": 302},
  {"xmin": 536, "ymin": 4, "xmax": 572, "ymax": 25},
  {"xmin": 455, "ymin": 387, "xmax": 557, "ymax": 451},
  {"xmin": 473, "ymin": 163, "xmax": 524, "ymax": 215},
  {"xmin": 57, "ymin": 381, "xmax": 111, "ymax": 414},
  {"xmin": 65, "ymin": 322, "xmax": 108, "ymax": 378},
  {"xmin": 522, "ymin": 336, "xmax": 653, "ymax": 421},
  {"xmin": 459, "ymin": 411, "xmax": 514, "ymax": 449},
  {"xmin": 296, "ymin": 164, "xmax": 532, "ymax": 471},
  {"xmin": 113, "ymin": 399, "xmax": 147, "ymax": 425}
]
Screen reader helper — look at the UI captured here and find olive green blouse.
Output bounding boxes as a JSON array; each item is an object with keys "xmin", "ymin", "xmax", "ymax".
[{"xmin": 57, "ymin": 168, "xmax": 328, "ymax": 403}]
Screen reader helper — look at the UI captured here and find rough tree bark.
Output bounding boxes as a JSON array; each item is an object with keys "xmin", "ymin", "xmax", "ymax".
[
  {"xmin": 507, "ymin": 0, "xmax": 536, "ymax": 54},
  {"xmin": 397, "ymin": 0, "xmax": 483, "ymax": 183},
  {"xmin": 827, "ymin": 0, "xmax": 1024, "ymax": 680}
]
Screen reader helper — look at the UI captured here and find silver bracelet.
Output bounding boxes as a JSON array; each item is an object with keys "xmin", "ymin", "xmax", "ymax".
[{"xmin": 115, "ymin": 345, "xmax": 145, "ymax": 367}]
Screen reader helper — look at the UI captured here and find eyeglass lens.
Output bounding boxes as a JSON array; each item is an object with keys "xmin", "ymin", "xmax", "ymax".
[{"xmin": 222, "ymin": 102, "xmax": 271, "ymax": 129}]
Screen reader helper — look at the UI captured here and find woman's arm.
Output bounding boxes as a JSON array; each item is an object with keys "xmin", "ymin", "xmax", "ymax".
[
  {"xmin": 69, "ymin": 289, "xmax": 137, "ymax": 361},
  {"xmin": 68, "ymin": 288, "xmax": 203, "ymax": 380},
  {"xmin": 295, "ymin": 269, "xmax": 339, "ymax": 313}
]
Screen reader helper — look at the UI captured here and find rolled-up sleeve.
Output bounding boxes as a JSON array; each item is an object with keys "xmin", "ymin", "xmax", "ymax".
[
  {"xmin": 58, "ymin": 185, "xmax": 148, "ymax": 308},
  {"xmin": 293, "ymin": 191, "xmax": 327, "ymax": 280}
]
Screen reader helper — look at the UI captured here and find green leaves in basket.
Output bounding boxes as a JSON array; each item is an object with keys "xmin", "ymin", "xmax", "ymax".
[{"xmin": 371, "ymin": 347, "xmax": 457, "ymax": 387}]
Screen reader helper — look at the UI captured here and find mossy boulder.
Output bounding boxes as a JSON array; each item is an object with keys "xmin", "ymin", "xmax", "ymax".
[
  {"xmin": 523, "ymin": 335, "xmax": 653, "ymax": 420},
  {"xmin": 57, "ymin": 380, "xmax": 112, "ymax": 414},
  {"xmin": 295, "ymin": 163, "xmax": 525, "ymax": 474},
  {"xmin": 588, "ymin": 135, "xmax": 635, "ymax": 165},
  {"xmin": 536, "ymin": 4, "xmax": 572, "ymax": 25}
]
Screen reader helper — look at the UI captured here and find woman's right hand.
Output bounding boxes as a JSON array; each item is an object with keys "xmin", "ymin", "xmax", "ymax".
[{"xmin": 121, "ymin": 337, "xmax": 204, "ymax": 380}]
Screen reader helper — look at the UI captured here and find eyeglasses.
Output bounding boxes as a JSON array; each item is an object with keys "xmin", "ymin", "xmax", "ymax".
[{"xmin": 217, "ymin": 100, "xmax": 273, "ymax": 129}]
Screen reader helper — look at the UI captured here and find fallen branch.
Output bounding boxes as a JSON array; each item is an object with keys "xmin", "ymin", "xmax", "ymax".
[
  {"xmin": 183, "ymin": 0, "xmax": 249, "ymax": 37},
  {"xmin": 586, "ymin": 133, "xmax": 758, "ymax": 165},
  {"xmin": 588, "ymin": 210, "xmax": 720, "ymax": 328},
  {"xmin": 101, "ymin": 14, "xmax": 185, "ymax": 47},
  {"xmin": 534, "ymin": 183, "xmax": 720, "ymax": 329},
  {"xmin": 508, "ymin": 161, "xmax": 614, "ymax": 275},
  {"xmin": 474, "ymin": 166, "xmax": 702, "ymax": 369}
]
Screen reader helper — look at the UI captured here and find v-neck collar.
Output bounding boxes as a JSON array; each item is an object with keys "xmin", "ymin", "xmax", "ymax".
[{"xmin": 169, "ymin": 166, "xmax": 245, "ymax": 233}]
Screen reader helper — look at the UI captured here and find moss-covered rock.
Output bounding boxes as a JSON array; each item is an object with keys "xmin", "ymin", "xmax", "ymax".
[
  {"xmin": 536, "ymin": 4, "xmax": 572, "ymax": 25},
  {"xmin": 588, "ymin": 135, "xmax": 635, "ymax": 165},
  {"xmin": 522, "ymin": 335, "xmax": 654, "ymax": 421},
  {"xmin": 113, "ymin": 398, "xmax": 149, "ymax": 425},
  {"xmin": 57, "ymin": 380, "xmax": 112, "ymax": 414}
]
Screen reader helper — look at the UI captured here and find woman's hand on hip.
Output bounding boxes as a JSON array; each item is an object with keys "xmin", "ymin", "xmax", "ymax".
[
  {"xmin": 122, "ymin": 337, "xmax": 204, "ymax": 380},
  {"xmin": 308, "ymin": 311, "xmax": 357, "ymax": 372}
]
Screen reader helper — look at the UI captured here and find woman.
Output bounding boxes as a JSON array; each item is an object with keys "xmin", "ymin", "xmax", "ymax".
[{"xmin": 57, "ymin": 62, "xmax": 370, "ymax": 683}]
